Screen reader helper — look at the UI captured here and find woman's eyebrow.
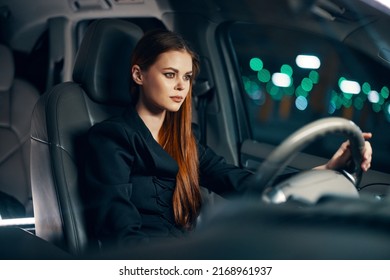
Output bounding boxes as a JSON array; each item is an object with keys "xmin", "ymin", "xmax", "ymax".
[
  {"xmin": 162, "ymin": 67, "xmax": 179, "ymax": 72},
  {"xmin": 162, "ymin": 67, "xmax": 192, "ymax": 74}
]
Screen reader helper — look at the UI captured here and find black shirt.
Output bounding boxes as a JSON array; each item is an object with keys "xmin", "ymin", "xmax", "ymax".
[{"xmin": 85, "ymin": 108, "xmax": 253, "ymax": 247}]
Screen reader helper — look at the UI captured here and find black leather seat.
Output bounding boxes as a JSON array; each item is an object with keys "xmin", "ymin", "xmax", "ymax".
[
  {"xmin": 0, "ymin": 44, "xmax": 40, "ymax": 218},
  {"xmin": 30, "ymin": 19, "xmax": 143, "ymax": 255}
]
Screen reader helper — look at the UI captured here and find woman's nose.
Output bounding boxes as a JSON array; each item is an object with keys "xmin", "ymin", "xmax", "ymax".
[{"xmin": 175, "ymin": 79, "xmax": 185, "ymax": 90}]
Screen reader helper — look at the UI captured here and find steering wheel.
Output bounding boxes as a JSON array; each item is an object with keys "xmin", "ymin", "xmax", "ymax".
[{"xmin": 252, "ymin": 117, "xmax": 365, "ymax": 204}]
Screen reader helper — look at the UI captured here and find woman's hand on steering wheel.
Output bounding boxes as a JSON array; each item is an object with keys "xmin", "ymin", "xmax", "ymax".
[{"xmin": 317, "ymin": 132, "xmax": 373, "ymax": 172}]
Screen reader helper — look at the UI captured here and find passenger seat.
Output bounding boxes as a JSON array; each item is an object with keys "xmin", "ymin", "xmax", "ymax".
[{"xmin": 0, "ymin": 44, "xmax": 40, "ymax": 218}]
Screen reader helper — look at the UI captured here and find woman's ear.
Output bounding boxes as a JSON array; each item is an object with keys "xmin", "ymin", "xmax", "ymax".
[{"xmin": 131, "ymin": 65, "xmax": 143, "ymax": 85}]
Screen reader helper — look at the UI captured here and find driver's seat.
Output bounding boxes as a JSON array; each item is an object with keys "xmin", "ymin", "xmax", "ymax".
[{"xmin": 30, "ymin": 19, "xmax": 143, "ymax": 255}]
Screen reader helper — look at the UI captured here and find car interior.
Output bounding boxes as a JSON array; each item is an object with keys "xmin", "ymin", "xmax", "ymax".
[
  {"xmin": 30, "ymin": 18, "xmax": 143, "ymax": 256},
  {"xmin": 0, "ymin": 43, "xmax": 39, "ymax": 220},
  {"xmin": 1, "ymin": 0, "xmax": 390, "ymax": 259}
]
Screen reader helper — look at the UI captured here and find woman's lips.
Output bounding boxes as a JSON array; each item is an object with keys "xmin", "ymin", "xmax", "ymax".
[{"xmin": 170, "ymin": 96, "xmax": 183, "ymax": 103}]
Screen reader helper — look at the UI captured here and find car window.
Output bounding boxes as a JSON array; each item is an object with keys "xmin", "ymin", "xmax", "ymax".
[{"xmin": 228, "ymin": 22, "xmax": 389, "ymax": 173}]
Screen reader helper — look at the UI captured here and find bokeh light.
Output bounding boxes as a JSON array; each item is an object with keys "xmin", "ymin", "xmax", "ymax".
[{"xmin": 249, "ymin": 57, "xmax": 263, "ymax": 71}]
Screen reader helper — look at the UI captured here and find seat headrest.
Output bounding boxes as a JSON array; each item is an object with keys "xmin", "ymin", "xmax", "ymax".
[
  {"xmin": 0, "ymin": 44, "xmax": 15, "ymax": 91},
  {"xmin": 72, "ymin": 19, "xmax": 143, "ymax": 105}
]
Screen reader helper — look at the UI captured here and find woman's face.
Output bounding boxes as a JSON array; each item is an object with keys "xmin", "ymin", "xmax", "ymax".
[{"xmin": 133, "ymin": 50, "xmax": 193, "ymax": 114}]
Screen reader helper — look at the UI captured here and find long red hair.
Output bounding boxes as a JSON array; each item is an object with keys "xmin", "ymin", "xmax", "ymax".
[{"xmin": 130, "ymin": 29, "xmax": 201, "ymax": 228}]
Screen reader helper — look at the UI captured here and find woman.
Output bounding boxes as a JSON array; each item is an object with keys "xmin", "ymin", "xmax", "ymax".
[{"xmin": 85, "ymin": 29, "xmax": 372, "ymax": 248}]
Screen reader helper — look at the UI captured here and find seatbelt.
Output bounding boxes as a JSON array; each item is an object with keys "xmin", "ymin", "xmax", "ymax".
[{"xmin": 193, "ymin": 79, "xmax": 214, "ymax": 145}]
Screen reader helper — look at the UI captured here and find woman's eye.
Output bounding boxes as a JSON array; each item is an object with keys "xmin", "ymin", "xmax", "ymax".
[
  {"xmin": 184, "ymin": 74, "xmax": 192, "ymax": 81},
  {"xmin": 164, "ymin": 73, "xmax": 175, "ymax": 78}
]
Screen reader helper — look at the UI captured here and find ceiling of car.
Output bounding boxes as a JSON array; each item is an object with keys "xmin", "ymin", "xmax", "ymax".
[{"xmin": 0, "ymin": 0, "xmax": 389, "ymax": 66}]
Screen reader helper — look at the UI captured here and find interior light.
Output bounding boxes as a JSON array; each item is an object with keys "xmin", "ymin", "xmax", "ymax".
[
  {"xmin": 295, "ymin": 55, "xmax": 321, "ymax": 69},
  {"xmin": 272, "ymin": 72, "xmax": 291, "ymax": 87},
  {"xmin": 0, "ymin": 217, "xmax": 35, "ymax": 226},
  {"xmin": 339, "ymin": 80, "xmax": 361, "ymax": 94}
]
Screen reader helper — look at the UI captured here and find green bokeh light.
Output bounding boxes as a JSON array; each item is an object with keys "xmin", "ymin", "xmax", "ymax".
[
  {"xmin": 247, "ymin": 81, "xmax": 260, "ymax": 95},
  {"xmin": 379, "ymin": 96, "xmax": 385, "ymax": 105},
  {"xmin": 266, "ymin": 82, "xmax": 283, "ymax": 100},
  {"xmin": 372, "ymin": 103, "xmax": 381, "ymax": 112},
  {"xmin": 354, "ymin": 97, "xmax": 364, "ymax": 110},
  {"xmin": 295, "ymin": 85, "xmax": 308, "ymax": 98},
  {"xmin": 338, "ymin": 77, "xmax": 346, "ymax": 87},
  {"xmin": 301, "ymin": 77, "xmax": 313, "ymax": 92},
  {"xmin": 309, "ymin": 70, "xmax": 319, "ymax": 84},
  {"xmin": 250, "ymin": 58, "xmax": 263, "ymax": 71},
  {"xmin": 362, "ymin": 82, "xmax": 371, "ymax": 94},
  {"xmin": 384, "ymin": 102, "xmax": 390, "ymax": 121},
  {"xmin": 284, "ymin": 85, "xmax": 295, "ymax": 96},
  {"xmin": 242, "ymin": 76, "xmax": 250, "ymax": 91},
  {"xmin": 342, "ymin": 92, "xmax": 353, "ymax": 100},
  {"xmin": 280, "ymin": 64, "xmax": 293, "ymax": 77},
  {"xmin": 257, "ymin": 69, "xmax": 271, "ymax": 83},
  {"xmin": 331, "ymin": 91, "xmax": 343, "ymax": 109},
  {"xmin": 381, "ymin": 86, "xmax": 389, "ymax": 99},
  {"xmin": 266, "ymin": 81, "xmax": 273, "ymax": 94},
  {"xmin": 343, "ymin": 97, "xmax": 352, "ymax": 108}
]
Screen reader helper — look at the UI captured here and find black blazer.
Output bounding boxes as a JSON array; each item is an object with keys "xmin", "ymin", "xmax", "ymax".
[{"xmin": 85, "ymin": 108, "xmax": 253, "ymax": 247}]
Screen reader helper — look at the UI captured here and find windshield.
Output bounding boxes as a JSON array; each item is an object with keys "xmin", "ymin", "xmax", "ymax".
[{"xmin": 229, "ymin": 22, "xmax": 389, "ymax": 173}]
